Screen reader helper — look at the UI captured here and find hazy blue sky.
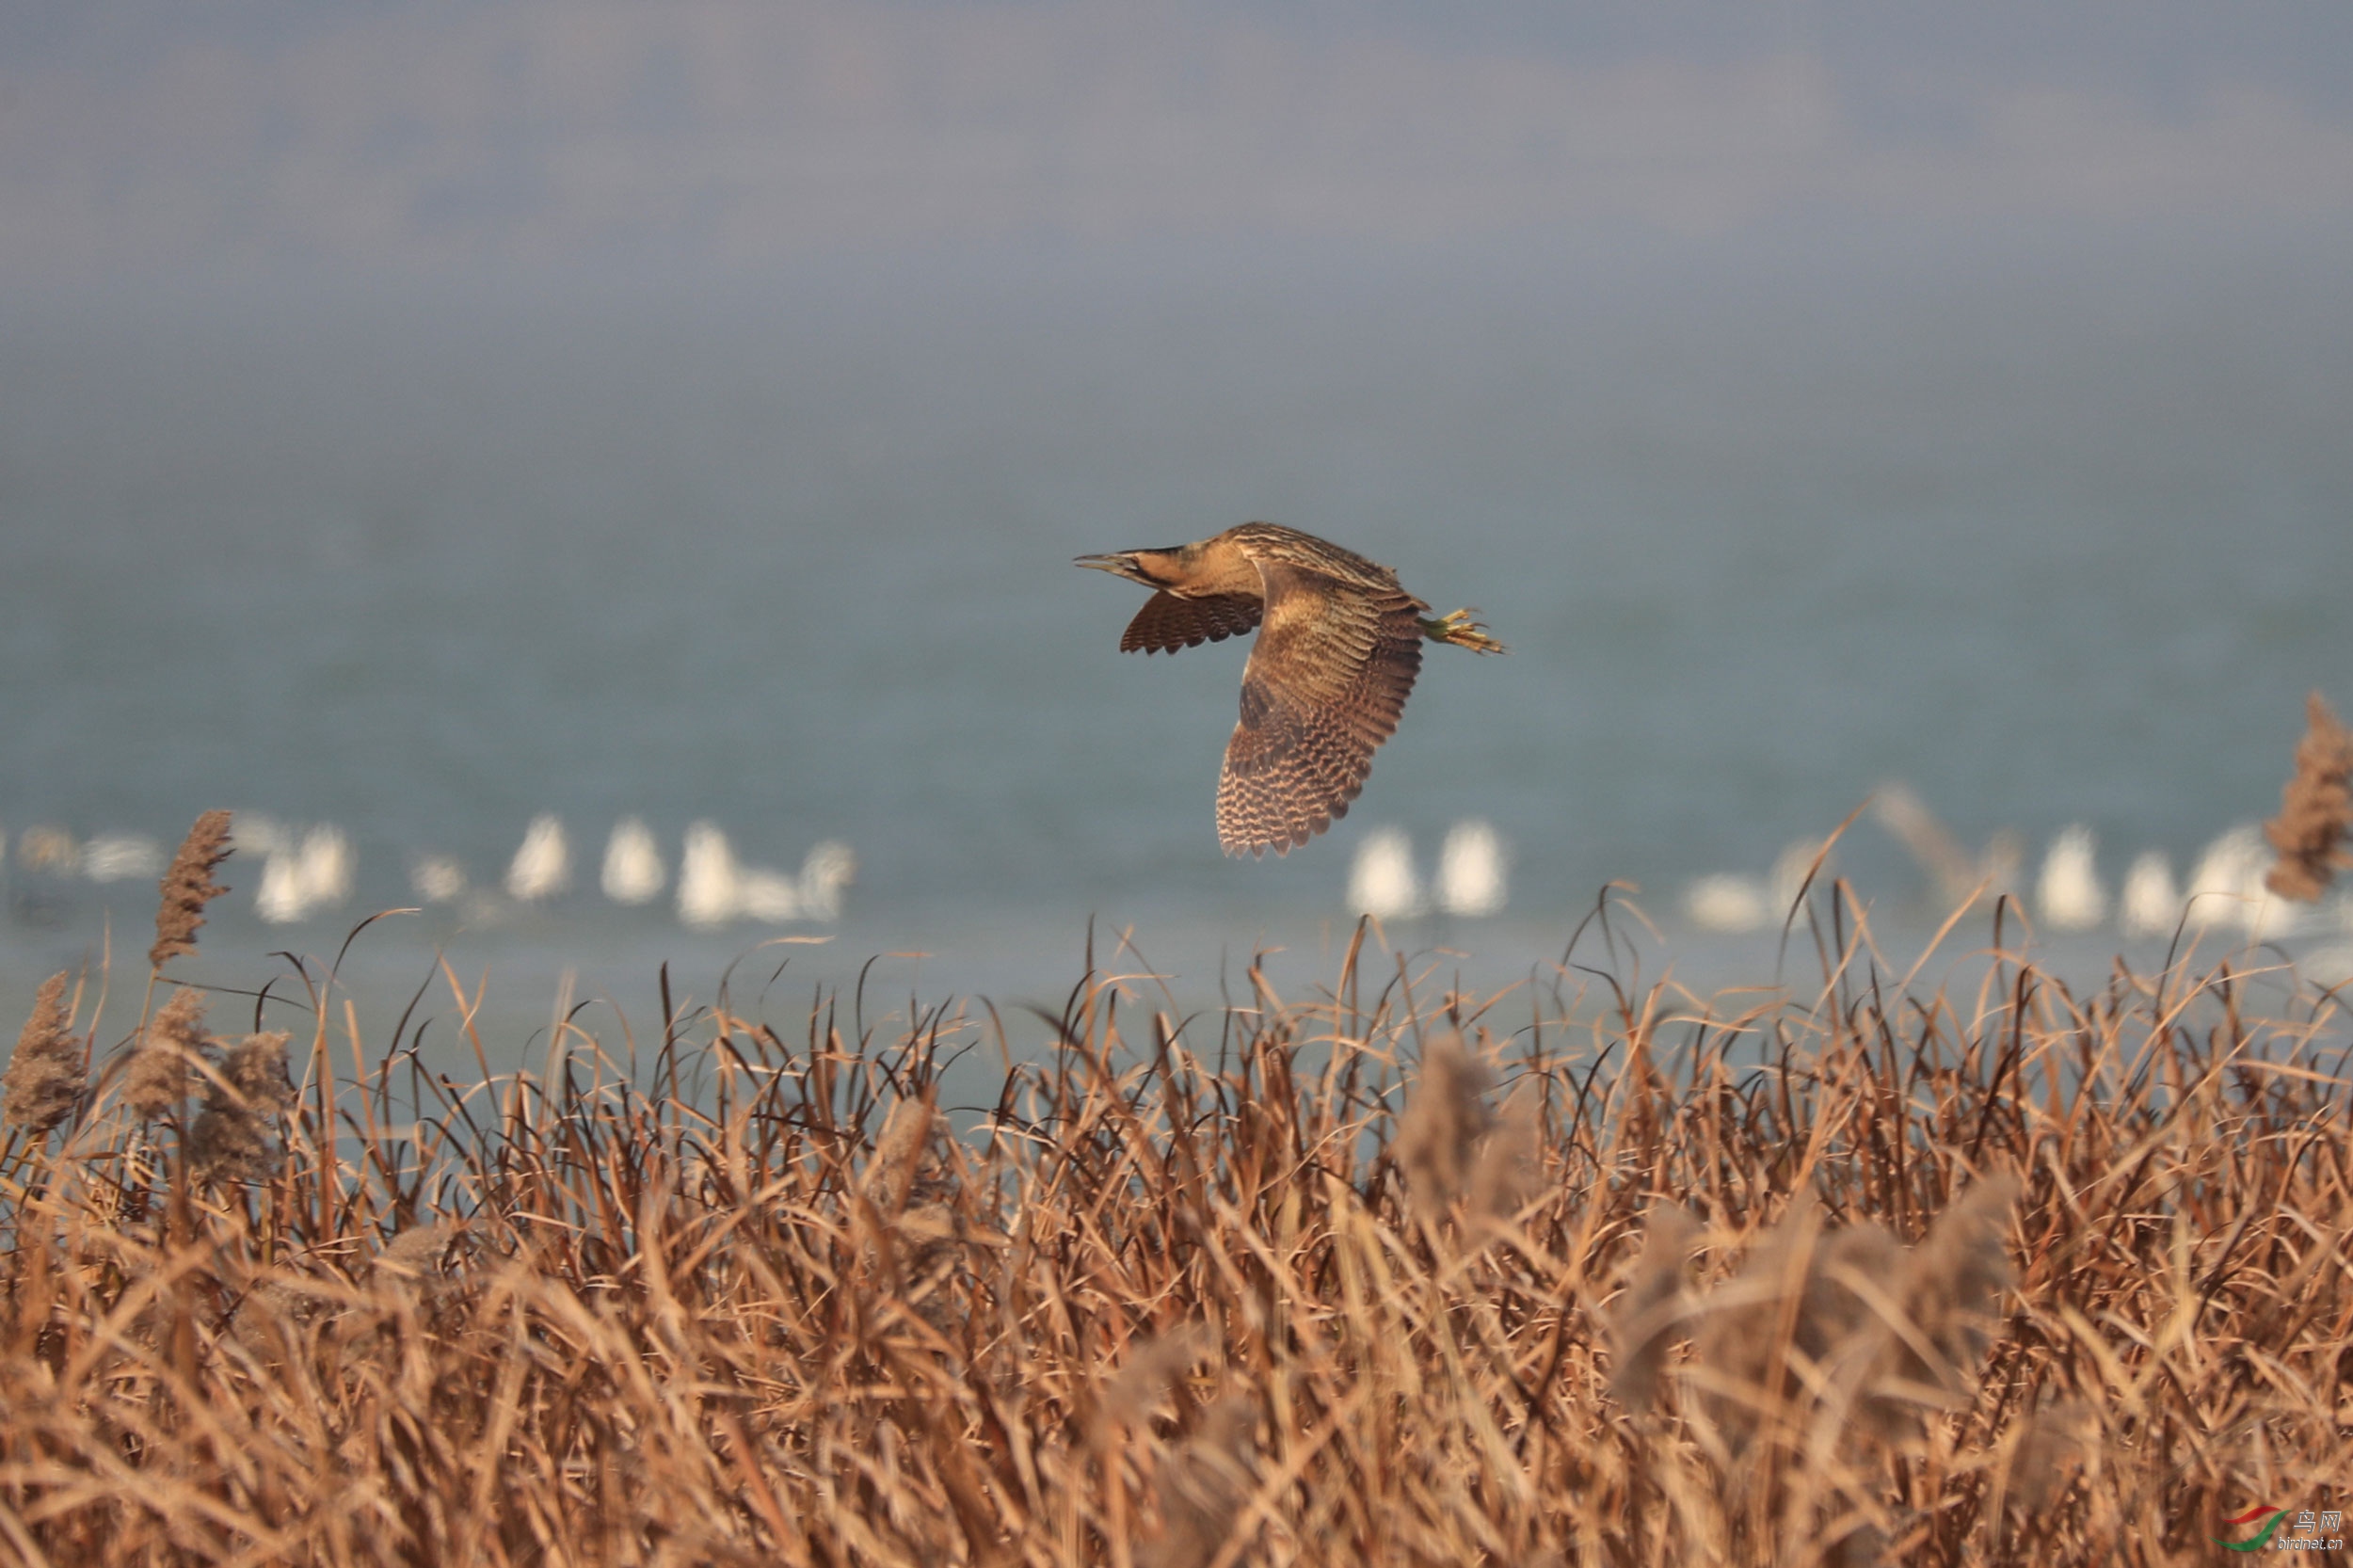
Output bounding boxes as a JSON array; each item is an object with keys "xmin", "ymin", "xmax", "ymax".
[{"xmin": 6, "ymin": 1, "xmax": 2351, "ymax": 281}]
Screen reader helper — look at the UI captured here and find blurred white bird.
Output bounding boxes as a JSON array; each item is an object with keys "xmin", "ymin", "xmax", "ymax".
[
  {"xmin": 506, "ymin": 815, "xmax": 570, "ymax": 902},
  {"xmin": 1435, "ymin": 820, "xmax": 1509, "ymax": 917},
  {"xmin": 2036, "ymin": 825, "xmax": 2107, "ymax": 932},
  {"xmin": 1347, "ymin": 827, "xmax": 1422, "ymax": 920},
  {"xmin": 2118, "ymin": 851, "xmax": 2180, "ymax": 938},
  {"xmin": 601, "ymin": 817, "xmax": 665, "ymax": 904}
]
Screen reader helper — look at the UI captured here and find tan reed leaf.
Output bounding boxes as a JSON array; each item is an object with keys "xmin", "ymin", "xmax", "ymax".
[
  {"xmin": 1395, "ymin": 1036, "xmax": 1495, "ymax": 1220},
  {"xmin": 150, "ymin": 809, "xmax": 234, "ymax": 970},
  {"xmin": 1608, "ymin": 1202, "xmax": 1702, "ymax": 1414},
  {"xmin": 2265, "ymin": 691, "xmax": 2353, "ymax": 902},
  {"xmin": 3, "ymin": 971, "xmax": 83, "ymax": 1137},
  {"xmin": 123, "ymin": 987, "xmax": 208, "ymax": 1122}
]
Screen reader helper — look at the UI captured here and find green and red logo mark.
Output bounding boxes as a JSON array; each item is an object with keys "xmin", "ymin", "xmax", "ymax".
[{"xmin": 2213, "ymin": 1504, "xmax": 2289, "ymax": 1552}]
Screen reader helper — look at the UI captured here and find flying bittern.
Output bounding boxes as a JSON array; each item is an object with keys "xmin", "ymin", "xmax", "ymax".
[{"xmin": 1078, "ymin": 521, "xmax": 1505, "ymax": 856}]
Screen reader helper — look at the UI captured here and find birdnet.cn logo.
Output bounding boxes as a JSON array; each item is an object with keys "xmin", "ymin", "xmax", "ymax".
[{"xmin": 2212, "ymin": 1503, "xmax": 2343, "ymax": 1552}]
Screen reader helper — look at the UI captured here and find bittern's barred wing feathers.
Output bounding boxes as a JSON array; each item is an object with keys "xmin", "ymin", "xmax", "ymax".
[
  {"xmin": 1217, "ymin": 561, "xmax": 1425, "ymax": 856},
  {"xmin": 1121, "ymin": 591, "xmax": 1263, "ymax": 654}
]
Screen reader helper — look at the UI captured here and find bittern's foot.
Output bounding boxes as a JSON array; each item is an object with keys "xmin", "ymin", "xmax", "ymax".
[{"xmin": 1421, "ymin": 608, "xmax": 1507, "ymax": 655}]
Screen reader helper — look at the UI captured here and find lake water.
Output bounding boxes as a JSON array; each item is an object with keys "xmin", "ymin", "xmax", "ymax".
[{"xmin": 6, "ymin": 224, "xmax": 2352, "ymax": 1063}]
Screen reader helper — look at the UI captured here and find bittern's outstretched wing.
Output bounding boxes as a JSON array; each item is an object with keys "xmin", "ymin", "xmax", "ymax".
[
  {"xmin": 1216, "ymin": 563, "xmax": 1425, "ymax": 855},
  {"xmin": 1120, "ymin": 591, "xmax": 1264, "ymax": 654}
]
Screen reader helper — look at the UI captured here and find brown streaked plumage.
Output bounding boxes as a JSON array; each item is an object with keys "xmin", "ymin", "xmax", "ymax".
[{"xmin": 1077, "ymin": 522, "xmax": 1504, "ymax": 856}]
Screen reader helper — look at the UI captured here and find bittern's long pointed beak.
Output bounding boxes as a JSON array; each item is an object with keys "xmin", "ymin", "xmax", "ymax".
[{"xmin": 1073, "ymin": 552, "xmax": 1135, "ymax": 575}]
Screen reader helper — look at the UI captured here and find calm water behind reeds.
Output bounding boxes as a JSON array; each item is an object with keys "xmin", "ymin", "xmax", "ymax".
[{"xmin": 4, "ymin": 229, "xmax": 2351, "ymax": 1025}]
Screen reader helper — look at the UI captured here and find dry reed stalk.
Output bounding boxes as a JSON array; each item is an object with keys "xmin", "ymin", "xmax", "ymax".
[
  {"xmin": 121, "ymin": 985, "xmax": 207, "ymax": 1122},
  {"xmin": 3, "ymin": 971, "xmax": 82, "ymax": 1137},
  {"xmin": 2265, "ymin": 690, "xmax": 2353, "ymax": 901},
  {"xmin": 149, "ymin": 808, "xmax": 233, "ymax": 970}
]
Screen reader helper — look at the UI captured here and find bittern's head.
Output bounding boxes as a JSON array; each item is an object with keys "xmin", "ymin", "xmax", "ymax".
[{"xmin": 1073, "ymin": 545, "xmax": 1193, "ymax": 589}]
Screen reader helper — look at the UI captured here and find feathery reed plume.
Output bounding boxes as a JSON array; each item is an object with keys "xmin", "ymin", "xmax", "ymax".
[
  {"xmin": 187, "ymin": 1031, "xmax": 295, "ymax": 1184},
  {"xmin": 2265, "ymin": 691, "xmax": 2353, "ymax": 902},
  {"xmin": 3, "ymin": 972, "xmax": 82, "ymax": 1138},
  {"xmin": 861, "ymin": 1090, "xmax": 937, "ymax": 1216},
  {"xmin": 1395, "ymin": 1036, "xmax": 1494, "ymax": 1221},
  {"xmin": 1467, "ymin": 1081, "xmax": 1541, "ymax": 1227},
  {"xmin": 1688, "ymin": 1177, "xmax": 2022, "ymax": 1458},
  {"xmin": 1099, "ymin": 1326, "xmax": 1214, "ymax": 1431},
  {"xmin": 1690, "ymin": 1198, "xmax": 1827, "ymax": 1455},
  {"xmin": 374, "ymin": 1224, "xmax": 458, "ymax": 1285},
  {"xmin": 1807, "ymin": 1220, "xmax": 1913, "ymax": 1436},
  {"xmin": 1609, "ymin": 1203, "xmax": 1703, "ymax": 1414},
  {"xmin": 1885, "ymin": 1174, "xmax": 2020, "ymax": 1409},
  {"xmin": 1144, "ymin": 1394, "xmax": 1258, "ymax": 1568},
  {"xmin": 2001, "ymin": 1399, "xmax": 2098, "ymax": 1514},
  {"xmin": 150, "ymin": 809, "xmax": 233, "ymax": 970},
  {"xmin": 122, "ymin": 987, "xmax": 207, "ymax": 1122}
]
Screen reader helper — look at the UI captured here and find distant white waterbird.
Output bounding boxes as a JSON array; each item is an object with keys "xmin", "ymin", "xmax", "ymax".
[
  {"xmin": 1770, "ymin": 839, "xmax": 1829, "ymax": 916},
  {"xmin": 410, "ymin": 855, "xmax": 468, "ymax": 904},
  {"xmin": 2118, "ymin": 851, "xmax": 2180, "ymax": 938},
  {"xmin": 677, "ymin": 824, "xmax": 854, "ymax": 927},
  {"xmin": 256, "ymin": 855, "xmax": 302, "ymax": 923},
  {"xmin": 506, "ymin": 815, "xmax": 570, "ymax": 902},
  {"xmin": 1347, "ymin": 826, "xmax": 1422, "ymax": 920},
  {"xmin": 796, "ymin": 841, "xmax": 857, "ymax": 922},
  {"xmin": 298, "ymin": 826, "xmax": 354, "ymax": 909},
  {"xmin": 1436, "ymin": 820, "xmax": 1508, "ymax": 917},
  {"xmin": 677, "ymin": 822, "xmax": 741, "ymax": 929},
  {"xmin": 82, "ymin": 834, "xmax": 164, "ymax": 883},
  {"xmin": 736, "ymin": 867, "xmax": 801, "ymax": 921},
  {"xmin": 1686, "ymin": 874, "xmax": 1769, "ymax": 933},
  {"xmin": 2036, "ymin": 825, "xmax": 2107, "ymax": 932},
  {"xmin": 2184, "ymin": 824, "xmax": 2290, "ymax": 936},
  {"xmin": 601, "ymin": 818, "xmax": 665, "ymax": 904},
  {"xmin": 257, "ymin": 824, "xmax": 354, "ymax": 923}
]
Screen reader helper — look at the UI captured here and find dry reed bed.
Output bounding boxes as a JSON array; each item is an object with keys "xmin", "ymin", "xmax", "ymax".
[{"xmin": 1, "ymin": 886, "xmax": 2348, "ymax": 1566}]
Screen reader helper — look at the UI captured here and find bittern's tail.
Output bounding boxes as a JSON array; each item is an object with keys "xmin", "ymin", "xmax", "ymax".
[{"xmin": 1421, "ymin": 608, "xmax": 1507, "ymax": 655}]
